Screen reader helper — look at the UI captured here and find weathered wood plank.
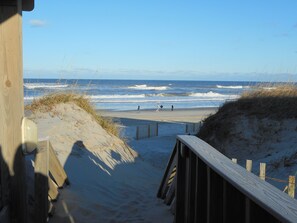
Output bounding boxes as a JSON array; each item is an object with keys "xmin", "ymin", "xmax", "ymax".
[
  {"xmin": 223, "ymin": 181, "xmax": 245, "ymax": 223},
  {"xmin": 164, "ymin": 176, "xmax": 176, "ymax": 205},
  {"xmin": 246, "ymin": 160, "xmax": 252, "ymax": 172},
  {"xmin": 288, "ymin": 176, "xmax": 295, "ymax": 198},
  {"xmin": 175, "ymin": 142, "xmax": 187, "ymax": 223},
  {"xmin": 187, "ymin": 151, "xmax": 196, "ymax": 223},
  {"xmin": 0, "ymin": 2, "xmax": 28, "ymax": 222},
  {"xmin": 259, "ymin": 163, "xmax": 266, "ymax": 181},
  {"xmin": 177, "ymin": 135, "xmax": 297, "ymax": 223},
  {"xmin": 207, "ymin": 167, "xmax": 224, "ymax": 223},
  {"xmin": 157, "ymin": 144, "xmax": 177, "ymax": 198},
  {"xmin": 195, "ymin": 157, "xmax": 207, "ymax": 222},
  {"xmin": 48, "ymin": 178, "xmax": 59, "ymax": 201},
  {"xmin": 38, "ymin": 140, "xmax": 69, "ymax": 188},
  {"xmin": 49, "ymin": 141, "xmax": 69, "ymax": 186},
  {"xmin": 35, "ymin": 141, "xmax": 49, "ymax": 223}
]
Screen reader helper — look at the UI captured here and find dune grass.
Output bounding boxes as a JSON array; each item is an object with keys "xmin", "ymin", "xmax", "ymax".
[
  {"xmin": 25, "ymin": 93, "xmax": 119, "ymax": 136},
  {"xmin": 197, "ymin": 84, "xmax": 297, "ymax": 143}
]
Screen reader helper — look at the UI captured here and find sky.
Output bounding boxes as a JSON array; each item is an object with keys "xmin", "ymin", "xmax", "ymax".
[{"xmin": 23, "ymin": 0, "xmax": 297, "ymax": 81}]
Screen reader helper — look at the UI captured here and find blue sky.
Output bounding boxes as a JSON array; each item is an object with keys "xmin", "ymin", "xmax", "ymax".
[{"xmin": 23, "ymin": 0, "xmax": 297, "ymax": 81}]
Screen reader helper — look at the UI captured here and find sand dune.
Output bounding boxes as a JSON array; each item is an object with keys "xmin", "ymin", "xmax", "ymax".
[{"xmin": 29, "ymin": 103, "xmax": 193, "ymax": 222}]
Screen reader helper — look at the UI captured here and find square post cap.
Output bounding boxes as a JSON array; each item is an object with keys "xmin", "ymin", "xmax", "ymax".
[
  {"xmin": 0, "ymin": 0, "xmax": 34, "ymax": 11},
  {"xmin": 23, "ymin": 0, "xmax": 34, "ymax": 11}
]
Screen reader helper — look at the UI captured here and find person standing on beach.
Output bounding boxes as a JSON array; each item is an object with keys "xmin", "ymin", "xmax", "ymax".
[
  {"xmin": 137, "ymin": 105, "xmax": 140, "ymax": 111},
  {"xmin": 171, "ymin": 105, "xmax": 174, "ymax": 111}
]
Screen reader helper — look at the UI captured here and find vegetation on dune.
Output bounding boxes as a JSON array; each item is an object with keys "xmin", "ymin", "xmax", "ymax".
[
  {"xmin": 197, "ymin": 84, "xmax": 297, "ymax": 145},
  {"xmin": 25, "ymin": 93, "xmax": 119, "ymax": 136}
]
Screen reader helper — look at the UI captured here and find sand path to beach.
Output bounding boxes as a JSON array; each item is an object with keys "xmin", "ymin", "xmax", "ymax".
[{"xmin": 31, "ymin": 105, "xmax": 216, "ymax": 223}]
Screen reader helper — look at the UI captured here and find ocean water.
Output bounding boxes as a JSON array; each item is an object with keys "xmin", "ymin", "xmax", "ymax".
[{"xmin": 24, "ymin": 79, "xmax": 261, "ymax": 111}]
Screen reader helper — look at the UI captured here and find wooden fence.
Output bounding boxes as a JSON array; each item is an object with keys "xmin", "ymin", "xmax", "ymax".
[
  {"xmin": 185, "ymin": 123, "xmax": 201, "ymax": 134},
  {"xmin": 158, "ymin": 135, "xmax": 297, "ymax": 223},
  {"xmin": 136, "ymin": 123, "xmax": 159, "ymax": 140},
  {"xmin": 231, "ymin": 158, "xmax": 295, "ymax": 198}
]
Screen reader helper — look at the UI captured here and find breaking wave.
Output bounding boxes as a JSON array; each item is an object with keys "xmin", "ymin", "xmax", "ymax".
[
  {"xmin": 127, "ymin": 84, "xmax": 168, "ymax": 91},
  {"xmin": 24, "ymin": 83, "xmax": 69, "ymax": 89}
]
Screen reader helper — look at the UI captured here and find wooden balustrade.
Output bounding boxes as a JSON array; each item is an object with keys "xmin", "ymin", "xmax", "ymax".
[{"xmin": 158, "ymin": 135, "xmax": 297, "ymax": 223}]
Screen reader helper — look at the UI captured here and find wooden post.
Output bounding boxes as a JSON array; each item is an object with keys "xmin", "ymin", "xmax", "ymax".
[
  {"xmin": 246, "ymin": 160, "xmax": 252, "ymax": 172},
  {"xmin": 231, "ymin": 158, "xmax": 237, "ymax": 164},
  {"xmin": 288, "ymin": 176, "xmax": 295, "ymax": 198},
  {"xmin": 259, "ymin": 163, "xmax": 266, "ymax": 181},
  {"xmin": 245, "ymin": 159, "xmax": 253, "ymax": 221},
  {"xmin": 0, "ymin": 1, "xmax": 28, "ymax": 222}
]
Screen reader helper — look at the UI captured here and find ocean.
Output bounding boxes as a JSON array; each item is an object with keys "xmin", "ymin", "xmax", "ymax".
[{"xmin": 24, "ymin": 79, "xmax": 262, "ymax": 111}]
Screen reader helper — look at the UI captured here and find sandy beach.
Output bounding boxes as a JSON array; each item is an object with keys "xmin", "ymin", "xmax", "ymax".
[
  {"xmin": 100, "ymin": 107, "xmax": 218, "ymax": 124},
  {"xmin": 26, "ymin": 102, "xmax": 216, "ymax": 223}
]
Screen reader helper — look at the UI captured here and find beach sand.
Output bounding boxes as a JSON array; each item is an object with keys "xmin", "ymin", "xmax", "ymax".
[
  {"xmin": 100, "ymin": 107, "xmax": 217, "ymax": 124},
  {"xmin": 28, "ymin": 102, "xmax": 297, "ymax": 222},
  {"xmin": 28, "ymin": 105, "xmax": 217, "ymax": 223}
]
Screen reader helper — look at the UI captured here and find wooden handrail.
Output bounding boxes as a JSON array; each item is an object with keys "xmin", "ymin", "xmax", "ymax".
[{"xmin": 159, "ymin": 135, "xmax": 297, "ymax": 223}]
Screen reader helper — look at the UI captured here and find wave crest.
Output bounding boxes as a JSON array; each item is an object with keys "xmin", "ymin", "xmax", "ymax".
[
  {"xmin": 216, "ymin": 85, "xmax": 248, "ymax": 89},
  {"xmin": 88, "ymin": 94, "xmax": 146, "ymax": 99},
  {"xmin": 127, "ymin": 84, "xmax": 168, "ymax": 90},
  {"xmin": 24, "ymin": 83, "xmax": 69, "ymax": 89}
]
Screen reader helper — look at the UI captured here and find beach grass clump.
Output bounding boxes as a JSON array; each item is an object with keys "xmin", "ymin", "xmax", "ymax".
[
  {"xmin": 236, "ymin": 84, "xmax": 297, "ymax": 119},
  {"xmin": 198, "ymin": 84, "xmax": 297, "ymax": 144},
  {"xmin": 25, "ymin": 93, "xmax": 119, "ymax": 136}
]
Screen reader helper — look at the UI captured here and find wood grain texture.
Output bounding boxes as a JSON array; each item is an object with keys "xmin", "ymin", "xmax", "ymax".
[
  {"xmin": 177, "ymin": 135, "xmax": 297, "ymax": 223},
  {"xmin": 288, "ymin": 176, "xmax": 295, "ymax": 198},
  {"xmin": 175, "ymin": 142, "xmax": 187, "ymax": 223},
  {"xmin": 35, "ymin": 140, "xmax": 49, "ymax": 223},
  {"xmin": 48, "ymin": 178, "xmax": 59, "ymax": 201},
  {"xmin": 38, "ymin": 140, "xmax": 68, "ymax": 188},
  {"xmin": 259, "ymin": 163, "xmax": 266, "ymax": 181},
  {"xmin": 48, "ymin": 141, "xmax": 68, "ymax": 187},
  {"xmin": 157, "ymin": 144, "xmax": 177, "ymax": 198},
  {"xmin": 0, "ymin": 2, "xmax": 28, "ymax": 222}
]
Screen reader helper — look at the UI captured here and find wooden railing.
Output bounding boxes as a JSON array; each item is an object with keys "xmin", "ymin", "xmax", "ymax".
[
  {"xmin": 35, "ymin": 140, "xmax": 69, "ymax": 222},
  {"xmin": 0, "ymin": 139, "xmax": 69, "ymax": 223},
  {"xmin": 158, "ymin": 135, "xmax": 297, "ymax": 223}
]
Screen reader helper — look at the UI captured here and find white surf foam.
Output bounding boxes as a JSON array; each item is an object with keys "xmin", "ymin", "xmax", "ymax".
[
  {"xmin": 88, "ymin": 94, "xmax": 146, "ymax": 99},
  {"xmin": 189, "ymin": 91, "xmax": 238, "ymax": 98},
  {"xmin": 24, "ymin": 83, "xmax": 69, "ymax": 89},
  {"xmin": 216, "ymin": 85, "xmax": 248, "ymax": 89},
  {"xmin": 127, "ymin": 84, "xmax": 168, "ymax": 91}
]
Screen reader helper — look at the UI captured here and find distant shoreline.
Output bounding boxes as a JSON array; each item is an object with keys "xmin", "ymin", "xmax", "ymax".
[
  {"xmin": 97, "ymin": 106, "xmax": 218, "ymax": 113},
  {"xmin": 99, "ymin": 107, "xmax": 218, "ymax": 123}
]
